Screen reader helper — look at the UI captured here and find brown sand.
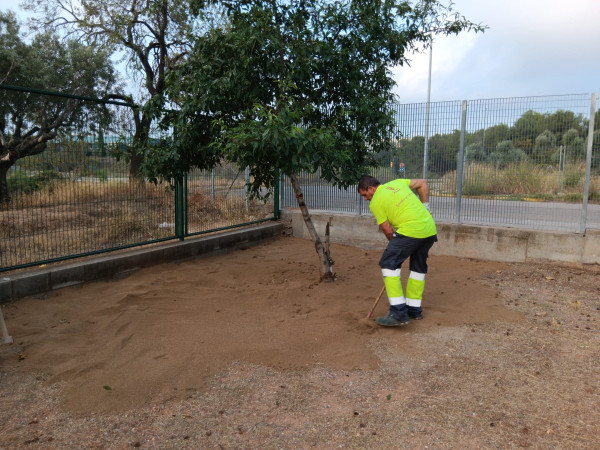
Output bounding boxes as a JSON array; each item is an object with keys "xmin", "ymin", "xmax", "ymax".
[{"xmin": 1, "ymin": 236, "xmax": 518, "ymax": 415}]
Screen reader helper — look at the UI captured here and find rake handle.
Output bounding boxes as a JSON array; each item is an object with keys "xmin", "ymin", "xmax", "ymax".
[{"xmin": 366, "ymin": 286, "xmax": 386, "ymax": 319}]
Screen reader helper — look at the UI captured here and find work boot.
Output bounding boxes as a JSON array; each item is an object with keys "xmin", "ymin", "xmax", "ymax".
[
  {"xmin": 375, "ymin": 313, "xmax": 409, "ymax": 327},
  {"xmin": 408, "ymin": 309, "xmax": 423, "ymax": 320}
]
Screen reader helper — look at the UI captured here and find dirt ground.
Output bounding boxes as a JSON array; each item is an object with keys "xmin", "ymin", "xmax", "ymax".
[{"xmin": 1, "ymin": 235, "xmax": 599, "ymax": 449}]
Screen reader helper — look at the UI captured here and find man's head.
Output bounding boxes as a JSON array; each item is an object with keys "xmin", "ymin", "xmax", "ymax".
[{"xmin": 357, "ymin": 175, "xmax": 380, "ymax": 201}]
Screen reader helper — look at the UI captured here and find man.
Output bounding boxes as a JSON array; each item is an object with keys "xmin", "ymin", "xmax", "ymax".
[{"xmin": 357, "ymin": 175, "xmax": 437, "ymax": 327}]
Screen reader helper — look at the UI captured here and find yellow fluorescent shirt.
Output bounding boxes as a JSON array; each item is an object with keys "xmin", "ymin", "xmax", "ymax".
[{"xmin": 369, "ymin": 179, "xmax": 436, "ymax": 238}]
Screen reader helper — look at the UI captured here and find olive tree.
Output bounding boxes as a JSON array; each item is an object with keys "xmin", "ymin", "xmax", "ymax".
[
  {"xmin": 0, "ymin": 12, "xmax": 118, "ymax": 202},
  {"xmin": 24, "ymin": 0, "xmax": 224, "ymax": 180}
]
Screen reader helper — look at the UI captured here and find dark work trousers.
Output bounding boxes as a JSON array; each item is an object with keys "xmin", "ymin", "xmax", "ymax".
[{"xmin": 378, "ymin": 233, "xmax": 438, "ymax": 319}]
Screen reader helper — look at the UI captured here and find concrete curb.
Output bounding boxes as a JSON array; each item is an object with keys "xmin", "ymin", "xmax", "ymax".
[
  {"xmin": 280, "ymin": 209, "xmax": 600, "ymax": 266},
  {"xmin": 0, "ymin": 222, "xmax": 283, "ymax": 304}
]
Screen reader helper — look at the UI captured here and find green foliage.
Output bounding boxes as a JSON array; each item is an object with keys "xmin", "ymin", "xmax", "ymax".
[
  {"xmin": 488, "ymin": 140, "xmax": 528, "ymax": 168},
  {"xmin": 0, "ymin": 12, "xmax": 118, "ymax": 201},
  {"xmin": 547, "ymin": 110, "xmax": 586, "ymax": 140},
  {"xmin": 466, "ymin": 142, "xmax": 486, "ymax": 162},
  {"xmin": 533, "ymin": 130, "xmax": 557, "ymax": 164},
  {"xmin": 0, "ymin": 12, "xmax": 24, "ymax": 81},
  {"xmin": 513, "ymin": 111, "xmax": 545, "ymax": 154},
  {"xmin": 7, "ymin": 170, "xmax": 63, "ymax": 195},
  {"xmin": 512, "ymin": 110, "xmax": 586, "ymax": 157},
  {"xmin": 398, "ymin": 137, "xmax": 425, "ymax": 176},
  {"xmin": 561, "ymin": 128, "xmax": 586, "ymax": 162},
  {"xmin": 427, "ymin": 130, "xmax": 461, "ymax": 175},
  {"xmin": 147, "ymin": 0, "xmax": 484, "ymax": 195},
  {"xmin": 481, "ymin": 123, "xmax": 512, "ymax": 154},
  {"xmin": 24, "ymin": 0, "xmax": 206, "ymax": 179}
]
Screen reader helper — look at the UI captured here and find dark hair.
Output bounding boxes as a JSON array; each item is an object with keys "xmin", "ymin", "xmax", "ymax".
[{"xmin": 357, "ymin": 175, "xmax": 380, "ymax": 192}]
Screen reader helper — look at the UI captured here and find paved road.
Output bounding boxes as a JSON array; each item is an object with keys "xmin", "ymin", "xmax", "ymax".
[{"xmin": 280, "ymin": 184, "xmax": 600, "ymax": 233}]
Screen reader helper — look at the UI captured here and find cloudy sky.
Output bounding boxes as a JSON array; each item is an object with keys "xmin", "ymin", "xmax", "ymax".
[
  {"xmin": 2, "ymin": 0, "xmax": 599, "ymax": 104},
  {"xmin": 392, "ymin": 0, "xmax": 600, "ymax": 103}
]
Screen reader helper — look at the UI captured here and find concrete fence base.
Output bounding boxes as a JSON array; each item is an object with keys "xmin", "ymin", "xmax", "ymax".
[{"xmin": 281, "ymin": 209, "xmax": 600, "ymax": 266}]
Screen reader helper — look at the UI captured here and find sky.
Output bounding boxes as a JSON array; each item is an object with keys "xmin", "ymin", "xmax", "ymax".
[
  {"xmin": 2, "ymin": 0, "xmax": 599, "ymax": 104},
  {"xmin": 391, "ymin": 0, "xmax": 600, "ymax": 103}
]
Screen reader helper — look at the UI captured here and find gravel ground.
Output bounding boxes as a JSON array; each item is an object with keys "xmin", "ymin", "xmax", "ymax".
[{"xmin": 1, "ymin": 243, "xmax": 599, "ymax": 449}]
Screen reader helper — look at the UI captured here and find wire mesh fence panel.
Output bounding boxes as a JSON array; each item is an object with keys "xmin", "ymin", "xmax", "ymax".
[
  {"xmin": 0, "ymin": 91, "xmax": 177, "ymax": 270},
  {"xmin": 280, "ymin": 94, "xmax": 600, "ymax": 232},
  {"xmin": 2, "ymin": 85, "xmax": 598, "ymax": 271},
  {"xmin": 0, "ymin": 87, "xmax": 276, "ymax": 271},
  {"xmin": 455, "ymin": 94, "xmax": 597, "ymax": 231},
  {"xmin": 394, "ymin": 101, "xmax": 464, "ymax": 223},
  {"xmin": 185, "ymin": 164, "xmax": 275, "ymax": 236}
]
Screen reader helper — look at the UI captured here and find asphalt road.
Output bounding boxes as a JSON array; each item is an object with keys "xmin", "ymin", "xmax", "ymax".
[{"xmin": 280, "ymin": 184, "xmax": 600, "ymax": 233}]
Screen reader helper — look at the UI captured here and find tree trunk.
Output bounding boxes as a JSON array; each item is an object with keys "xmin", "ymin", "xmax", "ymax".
[
  {"xmin": 0, "ymin": 159, "xmax": 13, "ymax": 204},
  {"xmin": 289, "ymin": 172, "xmax": 335, "ymax": 281},
  {"xmin": 128, "ymin": 147, "xmax": 144, "ymax": 181},
  {"xmin": 128, "ymin": 111, "xmax": 151, "ymax": 182}
]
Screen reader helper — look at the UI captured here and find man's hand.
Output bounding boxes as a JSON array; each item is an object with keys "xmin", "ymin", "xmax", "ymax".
[{"xmin": 379, "ymin": 221, "xmax": 394, "ymax": 240}]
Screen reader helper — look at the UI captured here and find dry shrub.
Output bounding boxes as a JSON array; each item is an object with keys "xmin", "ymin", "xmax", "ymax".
[
  {"xmin": 1, "ymin": 177, "xmax": 273, "ymax": 268},
  {"xmin": 438, "ymin": 161, "xmax": 591, "ymax": 198},
  {"xmin": 488, "ymin": 161, "xmax": 550, "ymax": 195},
  {"xmin": 187, "ymin": 191, "xmax": 273, "ymax": 233},
  {"xmin": 589, "ymin": 175, "xmax": 600, "ymax": 201}
]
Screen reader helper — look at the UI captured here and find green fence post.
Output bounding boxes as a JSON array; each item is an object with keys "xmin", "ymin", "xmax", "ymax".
[
  {"xmin": 184, "ymin": 172, "xmax": 189, "ymax": 237},
  {"xmin": 274, "ymin": 170, "xmax": 280, "ymax": 220},
  {"xmin": 175, "ymin": 174, "xmax": 185, "ymax": 240}
]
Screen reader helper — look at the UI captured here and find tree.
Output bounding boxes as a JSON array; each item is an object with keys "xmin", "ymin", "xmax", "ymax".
[
  {"xmin": 481, "ymin": 123, "xmax": 513, "ymax": 156},
  {"xmin": 546, "ymin": 110, "xmax": 585, "ymax": 142},
  {"xmin": 0, "ymin": 12, "xmax": 22, "ymax": 85},
  {"xmin": 513, "ymin": 110, "xmax": 545, "ymax": 155},
  {"xmin": 24, "ymin": 0, "xmax": 218, "ymax": 180},
  {"xmin": 561, "ymin": 128, "xmax": 585, "ymax": 162},
  {"xmin": 0, "ymin": 13, "xmax": 118, "ymax": 202},
  {"xmin": 533, "ymin": 130, "xmax": 557, "ymax": 164},
  {"xmin": 398, "ymin": 136, "xmax": 425, "ymax": 177},
  {"xmin": 465, "ymin": 142, "xmax": 486, "ymax": 162},
  {"xmin": 427, "ymin": 130, "xmax": 461, "ymax": 175},
  {"xmin": 148, "ymin": 0, "xmax": 484, "ymax": 281},
  {"xmin": 488, "ymin": 140, "xmax": 527, "ymax": 168}
]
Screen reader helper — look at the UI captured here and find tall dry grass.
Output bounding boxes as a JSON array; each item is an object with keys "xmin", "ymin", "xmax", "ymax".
[
  {"xmin": 0, "ymin": 177, "xmax": 272, "ymax": 269},
  {"xmin": 439, "ymin": 161, "xmax": 600, "ymax": 200}
]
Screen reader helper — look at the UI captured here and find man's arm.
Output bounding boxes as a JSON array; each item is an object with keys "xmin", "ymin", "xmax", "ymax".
[
  {"xmin": 379, "ymin": 220, "xmax": 394, "ymax": 241},
  {"xmin": 408, "ymin": 179, "xmax": 429, "ymax": 203}
]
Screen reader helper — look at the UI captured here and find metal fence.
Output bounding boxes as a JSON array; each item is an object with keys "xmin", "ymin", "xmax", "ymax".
[
  {"xmin": 0, "ymin": 85, "xmax": 276, "ymax": 272},
  {"xmin": 281, "ymin": 93, "xmax": 600, "ymax": 233},
  {"xmin": 2, "ymin": 86, "xmax": 599, "ymax": 272}
]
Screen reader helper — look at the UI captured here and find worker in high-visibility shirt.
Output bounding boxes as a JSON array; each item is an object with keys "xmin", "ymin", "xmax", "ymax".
[{"xmin": 358, "ymin": 175, "xmax": 437, "ymax": 327}]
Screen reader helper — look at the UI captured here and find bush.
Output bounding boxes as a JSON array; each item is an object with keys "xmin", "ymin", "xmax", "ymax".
[
  {"xmin": 563, "ymin": 164, "xmax": 582, "ymax": 188},
  {"xmin": 81, "ymin": 167, "xmax": 108, "ymax": 181},
  {"xmin": 488, "ymin": 140, "xmax": 528, "ymax": 169},
  {"xmin": 7, "ymin": 170, "xmax": 63, "ymax": 195},
  {"xmin": 462, "ymin": 163, "xmax": 496, "ymax": 195}
]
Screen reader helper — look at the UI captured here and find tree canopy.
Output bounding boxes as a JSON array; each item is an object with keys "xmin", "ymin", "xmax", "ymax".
[
  {"xmin": 24, "ymin": 0, "xmax": 221, "ymax": 178},
  {"xmin": 143, "ymin": 0, "xmax": 484, "ymax": 280},
  {"xmin": 0, "ymin": 12, "xmax": 118, "ymax": 202}
]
